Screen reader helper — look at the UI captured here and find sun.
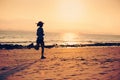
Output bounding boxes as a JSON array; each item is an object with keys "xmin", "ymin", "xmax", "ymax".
[{"xmin": 57, "ymin": 0, "xmax": 83, "ymax": 22}]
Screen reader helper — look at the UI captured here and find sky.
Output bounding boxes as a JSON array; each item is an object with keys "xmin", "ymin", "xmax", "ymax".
[{"xmin": 0, "ymin": 0, "xmax": 120, "ymax": 34}]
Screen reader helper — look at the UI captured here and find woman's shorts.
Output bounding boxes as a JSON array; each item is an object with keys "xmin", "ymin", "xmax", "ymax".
[{"xmin": 36, "ymin": 37, "xmax": 44, "ymax": 44}]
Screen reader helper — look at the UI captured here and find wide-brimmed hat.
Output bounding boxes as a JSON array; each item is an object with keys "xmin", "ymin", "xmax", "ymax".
[{"xmin": 36, "ymin": 21, "xmax": 44, "ymax": 26}]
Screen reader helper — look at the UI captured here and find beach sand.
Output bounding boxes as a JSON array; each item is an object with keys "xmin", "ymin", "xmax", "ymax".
[{"xmin": 0, "ymin": 47, "xmax": 120, "ymax": 80}]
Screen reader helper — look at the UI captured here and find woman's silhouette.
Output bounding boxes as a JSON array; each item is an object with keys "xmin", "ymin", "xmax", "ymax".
[{"xmin": 35, "ymin": 21, "xmax": 46, "ymax": 59}]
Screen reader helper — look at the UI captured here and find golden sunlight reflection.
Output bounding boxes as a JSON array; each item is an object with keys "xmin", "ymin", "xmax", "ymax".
[
  {"xmin": 62, "ymin": 33, "xmax": 78, "ymax": 45},
  {"xmin": 40, "ymin": 71, "xmax": 46, "ymax": 77}
]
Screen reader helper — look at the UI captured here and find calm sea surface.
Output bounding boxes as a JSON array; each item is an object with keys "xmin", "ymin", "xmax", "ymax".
[{"xmin": 0, "ymin": 31, "xmax": 120, "ymax": 45}]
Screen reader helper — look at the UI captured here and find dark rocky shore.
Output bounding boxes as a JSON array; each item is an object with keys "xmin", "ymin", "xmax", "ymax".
[
  {"xmin": 0, "ymin": 42, "xmax": 120, "ymax": 50},
  {"xmin": 0, "ymin": 43, "xmax": 55, "ymax": 50},
  {"xmin": 60, "ymin": 42, "xmax": 120, "ymax": 47}
]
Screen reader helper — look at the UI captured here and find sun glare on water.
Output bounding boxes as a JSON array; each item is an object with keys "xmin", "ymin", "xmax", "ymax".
[{"xmin": 62, "ymin": 33, "xmax": 78, "ymax": 45}]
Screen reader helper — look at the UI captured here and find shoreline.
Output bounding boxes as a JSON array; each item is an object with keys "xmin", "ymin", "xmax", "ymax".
[{"xmin": 0, "ymin": 42, "xmax": 120, "ymax": 50}]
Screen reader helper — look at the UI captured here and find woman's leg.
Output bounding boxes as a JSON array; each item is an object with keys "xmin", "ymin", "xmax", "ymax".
[
  {"xmin": 35, "ymin": 43, "xmax": 39, "ymax": 50},
  {"xmin": 41, "ymin": 42, "xmax": 45, "ymax": 58}
]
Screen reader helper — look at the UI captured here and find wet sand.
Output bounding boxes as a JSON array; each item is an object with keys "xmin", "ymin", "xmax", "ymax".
[{"xmin": 0, "ymin": 47, "xmax": 120, "ymax": 80}]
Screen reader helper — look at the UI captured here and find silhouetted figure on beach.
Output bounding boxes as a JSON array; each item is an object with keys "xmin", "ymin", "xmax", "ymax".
[{"xmin": 35, "ymin": 21, "xmax": 46, "ymax": 59}]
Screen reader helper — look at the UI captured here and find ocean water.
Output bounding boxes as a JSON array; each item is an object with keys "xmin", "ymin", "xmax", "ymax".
[{"xmin": 0, "ymin": 30, "xmax": 120, "ymax": 45}]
